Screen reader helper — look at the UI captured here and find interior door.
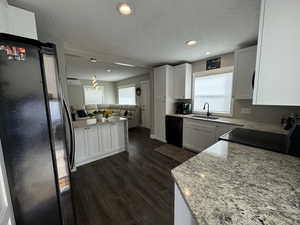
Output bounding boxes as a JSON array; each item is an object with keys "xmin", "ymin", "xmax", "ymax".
[
  {"xmin": 140, "ymin": 81, "xmax": 150, "ymax": 129},
  {"xmin": 0, "ymin": 140, "xmax": 15, "ymax": 225}
]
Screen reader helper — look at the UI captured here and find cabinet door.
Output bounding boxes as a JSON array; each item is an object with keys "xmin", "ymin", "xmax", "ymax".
[
  {"xmin": 253, "ymin": 0, "xmax": 300, "ymax": 105},
  {"xmin": 174, "ymin": 183, "xmax": 197, "ymax": 225},
  {"xmin": 173, "ymin": 64, "xmax": 192, "ymax": 99},
  {"xmin": 74, "ymin": 128, "xmax": 88, "ymax": 165},
  {"xmin": 183, "ymin": 121, "xmax": 216, "ymax": 152},
  {"xmin": 99, "ymin": 124, "xmax": 112, "ymax": 153},
  {"xmin": 174, "ymin": 65, "xmax": 186, "ymax": 99},
  {"xmin": 234, "ymin": 46, "xmax": 257, "ymax": 99},
  {"xmin": 7, "ymin": 6, "xmax": 38, "ymax": 40},
  {"xmin": 111, "ymin": 122, "xmax": 125, "ymax": 151},
  {"xmin": 85, "ymin": 126, "xmax": 100, "ymax": 158}
]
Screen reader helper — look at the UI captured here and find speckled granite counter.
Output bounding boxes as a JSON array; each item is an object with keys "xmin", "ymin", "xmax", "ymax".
[
  {"xmin": 172, "ymin": 141, "xmax": 300, "ymax": 225},
  {"xmin": 73, "ymin": 117, "xmax": 127, "ymax": 128},
  {"xmin": 167, "ymin": 114, "xmax": 288, "ymax": 135}
]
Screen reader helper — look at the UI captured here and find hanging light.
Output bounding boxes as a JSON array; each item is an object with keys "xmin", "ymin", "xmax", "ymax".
[{"xmin": 91, "ymin": 75, "xmax": 99, "ymax": 89}]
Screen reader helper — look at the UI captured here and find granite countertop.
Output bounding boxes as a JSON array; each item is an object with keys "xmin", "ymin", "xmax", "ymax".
[
  {"xmin": 167, "ymin": 114, "xmax": 288, "ymax": 135},
  {"xmin": 73, "ymin": 117, "xmax": 127, "ymax": 128},
  {"xmin": 172, "ymin": 141, "xmax": 300, "ymax": 225}
]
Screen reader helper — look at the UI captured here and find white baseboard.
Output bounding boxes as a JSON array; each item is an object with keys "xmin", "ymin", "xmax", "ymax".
[
  {"xmin": 150, "ymin": 134, "xmax": 167, "ymax": 143},
  {"xmin": 75, "ymin": 148, "xmax": 126, "ymax": 168}
]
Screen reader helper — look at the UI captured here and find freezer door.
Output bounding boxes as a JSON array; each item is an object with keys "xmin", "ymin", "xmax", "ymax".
[
  {"xmin": 41, "ymin": 50, "xmax": 76, "ymax": 225},
  {"xmin": 0, "ymin": 40, "xmax": 62, "ymax": 225}
]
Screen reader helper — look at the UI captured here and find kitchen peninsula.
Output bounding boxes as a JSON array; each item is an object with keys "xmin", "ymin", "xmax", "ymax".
[
  {"xmin": 172, "ymin": 141, "xmax": 300, "ymax": 225},
  {"xmin": 73, "ymin": 117, "xmax": 128, "ymax": 167}
]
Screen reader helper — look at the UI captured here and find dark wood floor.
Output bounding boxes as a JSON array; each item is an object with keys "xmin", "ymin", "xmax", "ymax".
[{"xmin": 72, "ymin": 128, "xmax": 180, "ymax": 225}]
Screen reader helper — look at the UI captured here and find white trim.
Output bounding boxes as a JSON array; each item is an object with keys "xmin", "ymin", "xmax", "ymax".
[
  {"xmin": 117, "ymin": 83, "xmax": 136, "ymax": 89},
  {"xmin": 75, "ymin": 148, "xmax": 126, "ymax": 168}
]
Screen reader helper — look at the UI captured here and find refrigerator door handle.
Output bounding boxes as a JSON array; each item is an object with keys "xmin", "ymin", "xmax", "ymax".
[{"xmin": 63, "ymin": 98, "xmax": 75, "ymax": 170}]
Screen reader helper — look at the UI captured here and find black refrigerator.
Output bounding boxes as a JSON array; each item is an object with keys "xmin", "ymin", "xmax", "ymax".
[{"xmin": 0, "ymin": 33, "xmax": 76, "ymax": 225}]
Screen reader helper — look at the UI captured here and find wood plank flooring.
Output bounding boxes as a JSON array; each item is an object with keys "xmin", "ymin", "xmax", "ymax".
[{"xmin": 72, "ymin": 128, "xmax": 180, "ymax": 225}]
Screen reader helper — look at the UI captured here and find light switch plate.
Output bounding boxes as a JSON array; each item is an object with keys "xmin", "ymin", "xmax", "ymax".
[{"xmin": 240, "ymin": 108, "xmax": 252, "ymax": 114}]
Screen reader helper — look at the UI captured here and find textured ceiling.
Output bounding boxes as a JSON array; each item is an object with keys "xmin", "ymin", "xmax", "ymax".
[{"xmin": 8, "ymin": 0, "xmax": 260, "ymax": 69}]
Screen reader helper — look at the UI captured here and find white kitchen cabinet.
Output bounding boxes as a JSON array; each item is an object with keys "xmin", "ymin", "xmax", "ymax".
[
  {"xmin": 183, "ymin": 119, "xmax": 216, "ymax": 152},
  {"xmin": 98, "ymin": 124, "xmax": 112, "ymax": 154},
  {"xmin": 174, "ymin": 183, "xmax": 197, "ymax": 225},
  {"xmin": 0, "ymin": 4, "xmax": 37, "ymax": 40},
  {"xmin": 111, "ymin": 122, "xmax": 125, "ymax": 151},
  {"xmin": 85, "ymin": 126, "xmax": 100, "ymax": 158},
  {"xmin": 253, "ymin": 0, "xmax": 300, "ymax": 105},
  {"xmin": 173, "ymin": 63, "xmax": 192, "ymax": 99},
  {"xmin": 183, "ymin": 118, "xmax": 238, "ymax": 152},
  {"xmin": 74, "ymin": 121, "xmax": 127, "ymax": 167},
  {"xmin": 233, "ymin": 46, "xmax": 257, "ymax": 99},
  {"xmin": 153, "ymin": 65, "xmax": 175, "ymax": 142},
  {"xmin": 74, "ymin": 127, "xmax": 87, "ymax": 165}
]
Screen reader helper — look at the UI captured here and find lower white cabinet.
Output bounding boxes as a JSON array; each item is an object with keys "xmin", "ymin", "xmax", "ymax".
[
  {"xmin": 183, "ymin": 118, "xmax": 238, "ymax": 152},
  {"xmin": 183, "ymin": 119, "xmax": 216, "ymax": 152},
  {"xmin": 74, "ymin": 121, "xmax": 127, "ymax": 167},
  {"xmin": 174, "ymin": 183, "xmax": 197, "ymax": 225}
]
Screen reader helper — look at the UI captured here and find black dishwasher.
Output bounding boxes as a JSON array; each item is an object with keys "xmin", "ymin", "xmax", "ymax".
[{"xmin": 166, "ymin": 115, "xmax": 183, "ymax": 147}]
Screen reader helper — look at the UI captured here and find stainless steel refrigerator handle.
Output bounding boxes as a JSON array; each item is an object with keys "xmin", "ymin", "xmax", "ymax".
[{"xmin": 63, "ymin": 98, "xmax": 75, "ymax": 170}]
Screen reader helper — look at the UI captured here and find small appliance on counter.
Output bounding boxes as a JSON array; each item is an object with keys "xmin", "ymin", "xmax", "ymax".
[{"xmin": 175, "ymin": 102, "xmax": 192, "ymax": 115}]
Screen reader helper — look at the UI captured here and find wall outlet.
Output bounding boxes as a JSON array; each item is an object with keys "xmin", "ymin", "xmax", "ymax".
[{"xmin": 240, "ymin": 108, "xmax": 252, "ymax": 114}]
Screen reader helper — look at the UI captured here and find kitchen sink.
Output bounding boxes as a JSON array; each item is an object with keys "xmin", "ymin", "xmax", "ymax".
[{"xmin": 192, "ymin": 115, "xmax": 219, "ymax": 120}]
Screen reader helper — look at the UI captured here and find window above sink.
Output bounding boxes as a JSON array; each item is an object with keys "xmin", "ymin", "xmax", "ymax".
[{"xmin": 192, "ymin": 66, "xmax": 234, "ymax": 116}]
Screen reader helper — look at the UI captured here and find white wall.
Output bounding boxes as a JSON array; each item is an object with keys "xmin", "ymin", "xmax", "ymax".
[
  {"xmin": 116, "ymin": 73, "xmax": 150, "ymax": 105},
  {"xmin": 67, "ymin": 80, "xmax": 117, "ymax": 109},
  {"xmin": 192, "ymin": 53, "xmax": 234, "ymax": 73}
]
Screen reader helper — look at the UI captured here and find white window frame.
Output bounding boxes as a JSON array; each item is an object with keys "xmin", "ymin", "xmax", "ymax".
[
  {"xmin": 118, "ymin": 84, "xmax": 136, "ymax": 105},
  {"xmin": 192, "ymin": 66, "xmax": 234, "ymax": 116},
  {"xmin": 83, "ymin": 85, "xmax": 104, "ymax": 105}
]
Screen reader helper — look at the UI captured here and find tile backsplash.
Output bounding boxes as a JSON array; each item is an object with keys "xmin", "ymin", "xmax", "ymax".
[{"xmin": 233, "ymin": 99, "xmax": 300, "ymax": 124}]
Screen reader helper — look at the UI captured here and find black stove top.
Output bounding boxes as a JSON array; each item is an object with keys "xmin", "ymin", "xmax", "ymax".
[{"xmin": 219, "ymin": 128, "xmax": 289, "ymax": 154}]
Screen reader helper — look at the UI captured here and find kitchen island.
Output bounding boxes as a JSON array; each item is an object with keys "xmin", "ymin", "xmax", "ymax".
[
  {"xmin": 73, "ymin": 117, "xmax": 128, "ymax": 167},
  {"xmin": 172, "ymin": 141, "xmax": 300, "ymax": 225}
]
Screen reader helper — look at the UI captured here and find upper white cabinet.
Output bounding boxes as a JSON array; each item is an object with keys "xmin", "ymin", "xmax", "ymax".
[
  {"xmin": 253, "ymin": 0, "xmax": 300, "ymax": 105},
  {"xmin": 153, "ymin": 65, "xmax": 174, "ymax": 142},
  {"xmin": 233, "ymin": 46, "xmax": 257, "ymax": 99},
  {"xmin": 173, "ymin": 63, "xmax": 192, "ymax": 99},
  {"xmin": 0, "ymin": 4, "xmax": 37, "ymax": 40}
]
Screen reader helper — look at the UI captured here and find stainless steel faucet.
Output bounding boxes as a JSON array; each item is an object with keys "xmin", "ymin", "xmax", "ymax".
[{"xmin": 203, "ymin": 102, "xmax": 212, "ymax": 117}]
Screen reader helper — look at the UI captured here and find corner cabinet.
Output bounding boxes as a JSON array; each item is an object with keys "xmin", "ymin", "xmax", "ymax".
[
  {"xmin": 74, "ymin": 121, "xmax": 127, "ymax": 167},
  {"xmin": 233, "ymin": 46, "xmax": 257, "ymax": 100},
  {"xmin": 253, "ymin": 0, "xmax": 300, "ymax": 106},
  {"xmin": 173, "ymin": 63, "xmax": 192, "ymax": 99}
]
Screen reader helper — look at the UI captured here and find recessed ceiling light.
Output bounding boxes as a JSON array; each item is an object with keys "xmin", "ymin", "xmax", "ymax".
[
  {"xmin": 90, "ymin": 58, "xmax": 97, "ymax": 63},
  {"xmin": 117, "ymin": 2, "xmax": 132, "ymax": 15},
  {"xmin": 185, "ymin": 40, "xmax": 198, "ymax": 46},
  {"xmin": 206, "ymin": 51, "xmax": 211, "ymax": 55},
  {"xmin": 106, "ymin": 69, "xmax": 112, "ymax": 72},
  {"xmin": 114, "ymin": 62, "xmax": 135, "ymax": 67}
]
